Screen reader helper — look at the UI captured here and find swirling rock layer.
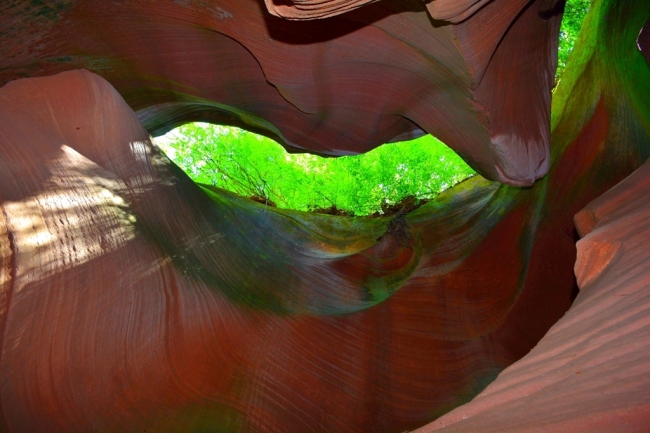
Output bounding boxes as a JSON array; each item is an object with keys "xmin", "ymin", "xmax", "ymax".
[
  {"xmin": 0, "ymin": 69, "xmax": 533, "ymax": 432},
  {"xmin": 415, "ymin": 145, "xmax": 650, "ymax": 433},
  {"xmin": 0, "ymin": 0, "xmax": 649, "ymax": 432},
  {"xmin": 0, "ymin": 0, "xmax": 561, "ymax": 185},
  {"xmin": 414, "ymin": 1, "xmax": 650, "ymax": 430}
]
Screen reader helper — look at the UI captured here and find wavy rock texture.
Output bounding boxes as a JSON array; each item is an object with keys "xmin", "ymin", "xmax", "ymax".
[
  {"xmin": 263, "ymin": 0, "xmax": 381, "ymax": 20},
  {"xmin": 412, "ymin": 1, "xmax": 650, "ymax": 431},
  {"xmin": 0, "ymin": 0, "xmax": 561, "ymax": 185},
  {"xmin": 0, "ymin": 0, "xmax": 649, "ymax": 433},
  {"xmin": 0, "ymin": 69, "xmax": 548, "ymax": 433},
  {"xmin": 415, "ymin": 156, "xmax": 650, "ymax": 433}
]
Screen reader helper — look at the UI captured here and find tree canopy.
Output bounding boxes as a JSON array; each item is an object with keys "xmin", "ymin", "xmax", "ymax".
[
  {"xmin": 557, "ymin": 0, "xmax": 591, "ymax": 84},
  {"xmin": 157, "ymin": 124, "xmax": 475, "ymax": 216},
  {"xmin": 157, "ymin": 0, "xmax": 590, "ymax": 215}
]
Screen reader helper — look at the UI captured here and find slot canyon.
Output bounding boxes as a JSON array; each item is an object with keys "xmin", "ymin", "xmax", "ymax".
[{"xmin": 0, "ymin": 0, "xmax": 649, "ymax": 431}]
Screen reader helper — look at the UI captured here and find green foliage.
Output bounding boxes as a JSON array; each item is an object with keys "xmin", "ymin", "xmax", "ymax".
[
  {"xmin": 154, "ymin": 2, "xmax": 591, "ymax": 215},
  {"xmin": 557, "ymin": 0, "xmax": 591, "ymax": 84},
  {"xmin": 157, "ymin": 123, "xmax": 476, "ymax": 216}
]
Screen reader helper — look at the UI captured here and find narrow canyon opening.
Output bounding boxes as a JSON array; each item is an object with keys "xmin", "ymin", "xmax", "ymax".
[
  {"xmin": 0, "ymin": 0, "xmax": 648, "ymax": 432},
  {"xmin": 154, "ymin": 123, "xmax": 475, "ymax": 216}
]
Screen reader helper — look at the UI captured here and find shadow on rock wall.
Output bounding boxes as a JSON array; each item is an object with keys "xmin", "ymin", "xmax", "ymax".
[{"xmin": 0, "ymin": 0, "xmax": 649, "ymax": 432}]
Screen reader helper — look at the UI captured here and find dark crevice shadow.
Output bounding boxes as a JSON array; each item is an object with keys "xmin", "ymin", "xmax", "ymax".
[
  {"xmin": 566, "ymin": 225, "xmax": 581, "ymax": 303},
  {"xmin": 639, "ymin": 17, "xmax": 650, "ymax": 64},
  {"xmin": 539, "ymin": 0, "xmax": 566, "ymax": 20},
  {"xmin": 261, "ymin": 0, "xmax": 442, "ymax": 44}
]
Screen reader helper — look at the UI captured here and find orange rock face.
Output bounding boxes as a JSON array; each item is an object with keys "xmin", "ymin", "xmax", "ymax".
[
  {"xmin": 411, "ymin": 4, "xmax": 650, "ymax": 431},
  {"xmin": 413, "ymin": 161, "xmax": 650, "ymax": 432}
]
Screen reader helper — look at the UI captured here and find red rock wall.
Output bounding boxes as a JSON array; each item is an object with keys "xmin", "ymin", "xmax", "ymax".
[
  {"xmin": 0, "ymin": 0, "xmax": 561, "ymax": 185},
  {"xmin": 0, "ymin": 69, "xmax": 539, "ymax": 432},
  {"xmin": 415, "ymin": 153, "xmax": 650, "ymax": 433},
  {"xmin": 0, "ymin": 0, "xmax": 649, "ymax": 432},
  {"xmin": 413, "ymin": 1, "xmax": 650, "ymax": 431}
]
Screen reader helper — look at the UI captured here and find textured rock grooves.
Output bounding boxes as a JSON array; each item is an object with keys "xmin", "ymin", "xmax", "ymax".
[
  {"xmin": 0, "ymin": 0, "xmax": 649, "ymax": 432},
  {"xmin": 0, "ymin": 0, "xmax": 559, "ymax": 186},
  {"xmin": 263, "ymin": 0, "xmax": 381, "ymax": 20},
  {"xmin": 416, "ymin": 164, "xmax": 650, "ymax": 433}
]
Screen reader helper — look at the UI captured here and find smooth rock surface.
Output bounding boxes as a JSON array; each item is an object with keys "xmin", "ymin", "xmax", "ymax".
[
  {"xmin": 0, "ymin": 0, "xmax": 649, "ymax": 432},
  {"xmin": 0, "ymin": 69, "xmax": 547, "ymax": 433},
  {"xmin": 413, "ymin": 1, "xmax": 650, "ymax": 430},
  {"xmin": 414, "ymin": 160, "xmax": 650, "ymax": 432},
  {"xmin": 0, "ymin": 0, "xmax": 560, "ymax": 185}
]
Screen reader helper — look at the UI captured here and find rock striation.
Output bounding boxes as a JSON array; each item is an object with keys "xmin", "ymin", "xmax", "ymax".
[
  {"xmin": 0, "ymin": 0, "xmax": 649, "ymax": 432},
  {"xmin": 0, "ymin": 69, "xmax": 545, "ymax": 432},
  {"xmin": 414, "ymin": 160, "xmax": 650, "ymax": 433},
  {"xmin": 263, "ymin": 0, "xmax": 381, "ymax": 20},
  {"xmin": 0, "ymin": 0, "xmax": 561, "ymax": 185}
]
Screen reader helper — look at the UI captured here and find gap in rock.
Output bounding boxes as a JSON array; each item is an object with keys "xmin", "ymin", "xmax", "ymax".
[
  {"xmin": 555, "ymin": 0, "xmax": 591, "ymax": 86},
  {"xmin": 153, "ymin": 123, "xmax": 476, "ymax": 216}
]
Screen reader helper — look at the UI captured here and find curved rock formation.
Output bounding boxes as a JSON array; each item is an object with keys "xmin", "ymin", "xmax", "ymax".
[
  {"xmin": 0, "ymin": 69, "xmax": 542, "ymax": 432},
  {"xmin": 263, "ymin": 0, "xmax": 380, "ymax": 20},
  {"xmin": 413, "ymin": 1, "xmax": 650, "ymax": 430},
  {"xmin": 414, "ymin": 154, "xmax": 650, "ymax": 433},
  {"xmin": 0, "ymin": 0, "xmax": 561, "ymax": 185},
  {"xmin": 0, "ymin": 0, "xmax": 649, "ymax": 432}
]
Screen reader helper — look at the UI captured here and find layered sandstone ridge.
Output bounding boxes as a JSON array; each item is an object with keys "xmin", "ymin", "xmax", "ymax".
[
  {"xmin": 263, "ymin": 0, "xmax": 381, "ymax": 20},
  {"xmin": 0, "ymin": 0, "xmax": 560, "ymax": 185},
  {"xmin": 0, "ymin": 69, "xmax": 552, "ymax": 433},
  {"xmin": 414, "ymin": 158, "xmax": 650, "ymax": 432},
  {"xmin": 0, "ymin": 0, "xmax": 649, "ymax": 432}
]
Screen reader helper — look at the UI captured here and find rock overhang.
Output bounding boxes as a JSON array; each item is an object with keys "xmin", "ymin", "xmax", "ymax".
[
  {"xmin": 1, "ymin": 0, "xmax": 650, "ymax": 432},
  {"xmin": 0, "ymin": 0, "xmax": 561, "ymax": 186}
]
